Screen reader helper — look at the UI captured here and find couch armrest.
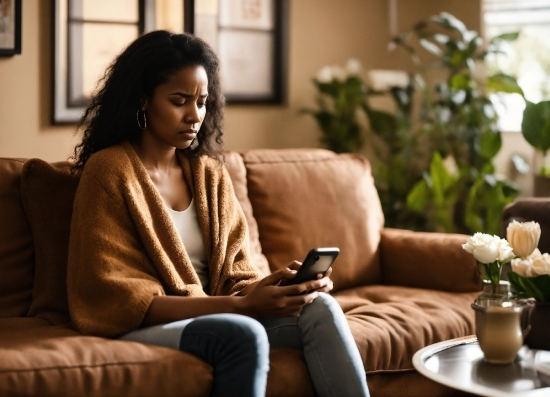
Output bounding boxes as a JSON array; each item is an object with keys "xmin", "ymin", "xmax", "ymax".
[{"xmin": 379, "ymin": 228, "xmax": 481, "ymax": 292}]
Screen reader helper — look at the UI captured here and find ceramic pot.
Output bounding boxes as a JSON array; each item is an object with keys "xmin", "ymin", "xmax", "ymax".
[
  {"xmin": 472, "ymin": 283, "xmax": 532, "ymax": 364},
  {"xmin": 472, "ymin": 301, "xmax": 531, "ymax": 364},
  {"xmin": 524, "ymin": 301, "xmax": 550, "ymax": 351}
]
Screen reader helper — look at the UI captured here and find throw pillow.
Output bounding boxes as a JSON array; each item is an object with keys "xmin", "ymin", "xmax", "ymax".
[
  {"xmin": 21, "ymin": 159, "xmax": 79, "ymax": 325},
  {"xmin": 242, "ymin": 149, "xmax": 384, "ymax": 292}
]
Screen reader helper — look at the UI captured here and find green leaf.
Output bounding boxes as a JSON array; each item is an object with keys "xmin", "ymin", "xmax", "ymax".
[
  {"xmin": 406, "ymin": 180, "xmax": 430, "ymax": 212},
  {"xmin": 537, "ymin": 100, "xmax": 550, "ymax": 121},
  {"xmin": 522, "ymin": 100, "xmax": 550, "ymax": 154},
  {"xmin": 449, "ymin": 73, "xmax": 470, "ymax": 90},
  {"xmin": 486, "ymin": 74, "xmax": 524, "ymax": 95},
  {"xmin": 507, "ymin": 272, "xmax": 550, "ymax": 302},
  {"xmin": 479, "ymin": 130, "xmax": 502, "ymax": 160},
  {"xmin": 433, "ymin": 33, "xmax": 451, "ymax": 45},
  {"xmin": 431, "ymin": 12, "xmax": 468, "ymax": 35},
  {"xmin": 419, "ymin": 38, "xmax": 443, "ymax": 57},
  {"xmin": 464, "ymin": 35, "xmax": 482, "ymax": 59},
  {"xmin": 363, "ymin": 106, "xmax": 397, "ymax": 136},
  {"xmin": 489, "ymin": 32, "xmax": 519, "ymax": 45}
]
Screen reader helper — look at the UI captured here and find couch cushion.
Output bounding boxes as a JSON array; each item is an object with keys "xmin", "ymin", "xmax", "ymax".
[
  {"xmin": 21, "ymin": 159, "xmax": 79, "ymax": 325},
  {"xmin": 333, "ymin": 285, "xmax": 478, "ymax": 373},
  {"xmin": 0, "ymin": 317, "xmax": 213, "ymax": 397},
  {"xmin": 0, "ymin": 158, "xmax": 34, "ymax": 318},
  {"xmin": 224, "ymin": 151, "xmax": 270, "ymax": 276},
  {"xmin": 242, "ymin": 149, "xmax": 384, "ymax": 292},
  {"xmin": 0, "ymin": 317, "xmax": 314, "ymax": 397},
  {"xmin": 380, "ymin": 228, "xmax": 480, "ymax": 292}
]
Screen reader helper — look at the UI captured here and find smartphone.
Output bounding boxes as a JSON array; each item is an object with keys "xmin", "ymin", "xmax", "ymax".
[{"xmin": 285, "ymin": 247, "xmax": 339, "ymax": 286}]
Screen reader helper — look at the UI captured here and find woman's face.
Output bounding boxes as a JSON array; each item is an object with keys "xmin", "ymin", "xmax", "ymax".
[{"xmin": 142, "ymin": 65, "xmax": 208, "ymax": 150}]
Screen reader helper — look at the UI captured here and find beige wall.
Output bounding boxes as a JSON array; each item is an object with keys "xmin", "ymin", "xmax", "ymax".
[
  {"xmin": 0, "ymin": 0, "xmax": 534, "ymax": 193},
  {"xmin": 0, "ymin": 1, "xmax": 76, "ymax": 161}
]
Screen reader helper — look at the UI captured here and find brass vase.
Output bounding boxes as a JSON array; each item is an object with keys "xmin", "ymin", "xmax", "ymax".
[{"xmin": 472, "ymin": 281, "xmax": 532, "ymax": 364}]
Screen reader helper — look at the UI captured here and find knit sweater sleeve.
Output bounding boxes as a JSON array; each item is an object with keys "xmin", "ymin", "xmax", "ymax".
[
  {"xmin": 67, "ymin": 171, "xmax": 165, "ymax": 338},
  {"xmin": 204, "ymin": 162, "xmax": 263, "ymax": 296}
]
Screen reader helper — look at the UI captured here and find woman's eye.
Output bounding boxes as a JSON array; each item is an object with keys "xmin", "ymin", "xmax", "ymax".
[
  {"xmin": 174, "ymin": 102, "xmax": 185, "ymax": 107},
  {"xmin": 198, "ymin": 102, "xmax": 206, "ymax": 108}
]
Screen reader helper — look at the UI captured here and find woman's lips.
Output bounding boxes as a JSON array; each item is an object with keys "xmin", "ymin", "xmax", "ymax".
[{"xmin": 179, "ymin": 129, "xmax": 197, "ymax": 140}]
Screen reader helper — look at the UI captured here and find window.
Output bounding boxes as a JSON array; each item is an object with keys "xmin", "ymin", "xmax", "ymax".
[{"xmin": 484, "ymin": 0, "xmax": 550, "ymax": 132}]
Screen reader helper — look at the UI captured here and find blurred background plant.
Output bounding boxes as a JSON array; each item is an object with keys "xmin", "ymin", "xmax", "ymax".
[
  {"xmin": 304, "ymin": 12, "xmax": 524, "ymax": 235},
  {"xmin": 521, "ymin": 99, "xmax": 550, "ymax": 175},
  {"xmin": 392, "ymin": 12, "xmax": 524, "ymax": 235},
  {"xmin": 300, "ymin": 59, "xmax": 368, "ymax": 153}
]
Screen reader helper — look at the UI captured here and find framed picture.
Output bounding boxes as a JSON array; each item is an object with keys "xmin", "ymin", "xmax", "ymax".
[
  {"xmin": 0, "ymin": 0, "xmax": 21, "ymax": 56},
  {"xmin": 189, "ymin": 0, "xmax": 289, "ymax": 104},
  {"xmin": 53, "ymin": 0, "xmax": 183, "ymax": 124}
]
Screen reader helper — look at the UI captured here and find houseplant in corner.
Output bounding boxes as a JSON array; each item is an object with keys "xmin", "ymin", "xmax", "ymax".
[
  {"xmin": 391, "ymin": 12, "xmax": 523, "ymax": 236},
  {"xmin": 521, "ymin": 100, "xmax": 550, "ymax": 196},
  {"xmin": 506, "ymin": 220, "xmax": 550, "ymax": 350},
  {"xmin": 301, "ymin": 59, "xmax": 368, "ymax": 153}
]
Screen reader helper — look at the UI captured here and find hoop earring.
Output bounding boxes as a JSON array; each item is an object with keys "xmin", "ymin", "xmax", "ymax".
[{"xmin": 136, "ymin": 110, "xmax": 147, "ymax": 129}]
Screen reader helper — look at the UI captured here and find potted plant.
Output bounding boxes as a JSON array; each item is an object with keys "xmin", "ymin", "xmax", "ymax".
[
  {"xmin": 521, "ymin": 100, "xmax": 550, "ymax": 196},
  {"xmin": 390, "ymin": 12, "xmax": 523, "ymax": 235},
  {"xmin": 301, "ymin": 59, "xmax": 368, "ymax": 153}
]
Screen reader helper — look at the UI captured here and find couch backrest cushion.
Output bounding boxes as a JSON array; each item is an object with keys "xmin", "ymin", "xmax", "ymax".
[
  {"xmin": 224, "ymin": 152, "xmax": 270, "ymax": 276},
  {"xmin": 0, "ymin": 158, "xmax": 34, "ymax": 318},
  {"xmin": 21, "ymin": 159, "xmax": 79, "ymax": 324},
  {"xmin": 242, "ymin": 149, "xmax": 384, "ymax": 292}
]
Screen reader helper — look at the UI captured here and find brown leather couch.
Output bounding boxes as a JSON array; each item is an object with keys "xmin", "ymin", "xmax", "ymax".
[{"xmin": 0, "ymin": 148, "xmax": 481, "ymax": 397}]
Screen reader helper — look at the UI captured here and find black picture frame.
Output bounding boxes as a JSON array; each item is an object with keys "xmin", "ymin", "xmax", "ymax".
[
  {"xmin": 52, "ymin": 0, "xmax": 156, "ymax": 124},
  {"xmin": 0, "ymin": 0, "xmax": 22, "ymax": 56},
  {"xmin": 186, "ymin": 0, "xmax": 288, "ymax": 105}
]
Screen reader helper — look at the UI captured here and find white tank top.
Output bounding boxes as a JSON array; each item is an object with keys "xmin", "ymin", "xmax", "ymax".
[{"xmin": 165, "ymin": 199, "xmax": 209, "ymax": 290}]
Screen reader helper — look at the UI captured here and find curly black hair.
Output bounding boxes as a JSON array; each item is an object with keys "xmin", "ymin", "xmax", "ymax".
[{"xmin": 72, "ymin": 30, "xmax": 225, "ymax": 173}]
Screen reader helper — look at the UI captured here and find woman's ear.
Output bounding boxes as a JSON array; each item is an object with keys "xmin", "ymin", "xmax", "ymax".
[{"xmin": 140, "ymin": 96, "xmax": 148, "ymax": 111}]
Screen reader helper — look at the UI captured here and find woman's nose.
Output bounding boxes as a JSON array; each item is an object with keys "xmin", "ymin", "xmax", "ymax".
[{"xmin": 184, "ymin": 105, "xmax": 201, "ymax": 125}]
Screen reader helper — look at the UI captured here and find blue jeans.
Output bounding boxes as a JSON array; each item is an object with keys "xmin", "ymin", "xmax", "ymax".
[{"xmin": 120, "ymin": 293, "xmax": 369, "ymax": 397}]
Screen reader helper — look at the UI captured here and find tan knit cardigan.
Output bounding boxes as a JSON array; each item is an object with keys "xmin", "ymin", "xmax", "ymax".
[{"xmin": 67, "ymin": 142, "xmax": 262, "ymax": 337}]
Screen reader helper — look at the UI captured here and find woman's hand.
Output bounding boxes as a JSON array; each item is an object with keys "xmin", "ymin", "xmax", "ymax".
[
  {"xmin": 237, "ymin": 261, "xmax": 334, "ymax": 318},
  {"xmin": 281, "ymin": 260, "xmax": 334, "ymax": 293}
]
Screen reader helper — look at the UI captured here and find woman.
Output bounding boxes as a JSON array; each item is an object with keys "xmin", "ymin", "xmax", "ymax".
[{"xmin": 68, "ymin": 30, "xmax": 369, "ymax": 397}]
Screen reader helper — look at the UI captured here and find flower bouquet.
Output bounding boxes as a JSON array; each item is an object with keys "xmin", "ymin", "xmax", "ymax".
[
  {"xmin": 506, "ymin": 220, "xmax": 550, "ymax": 302},
  {"xmin": 505, "ymin": 220, "xmax": 550, "ymax": 350},
  {"xmin": 462, "ymin": 233, "xmax": 515, "ymax": 296}
]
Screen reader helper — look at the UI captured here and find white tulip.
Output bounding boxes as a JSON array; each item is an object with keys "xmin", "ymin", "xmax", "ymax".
[
  {"xmin": 531, "ymin": 251, "xmax": 550, "ymax": 276},
  {"xmin": 506, "ymin": 220, "xmax": 541, "ymax": 258},
  {"xmin": 511, "ymin": 253, "xmax": 538, "ymax": 277}
]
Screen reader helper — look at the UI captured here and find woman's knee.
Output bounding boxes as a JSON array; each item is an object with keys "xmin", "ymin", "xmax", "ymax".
[
  {"xmin": 301, "ymin": 292, "xmax": 345, "ymax": 322},
  {"xmin": 184, "ymin": 313, "xmax": 269, "ymax": 353},
  {"xmin": 309, "ymin": 292, "xmax": 340, "ymax": 312}
]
